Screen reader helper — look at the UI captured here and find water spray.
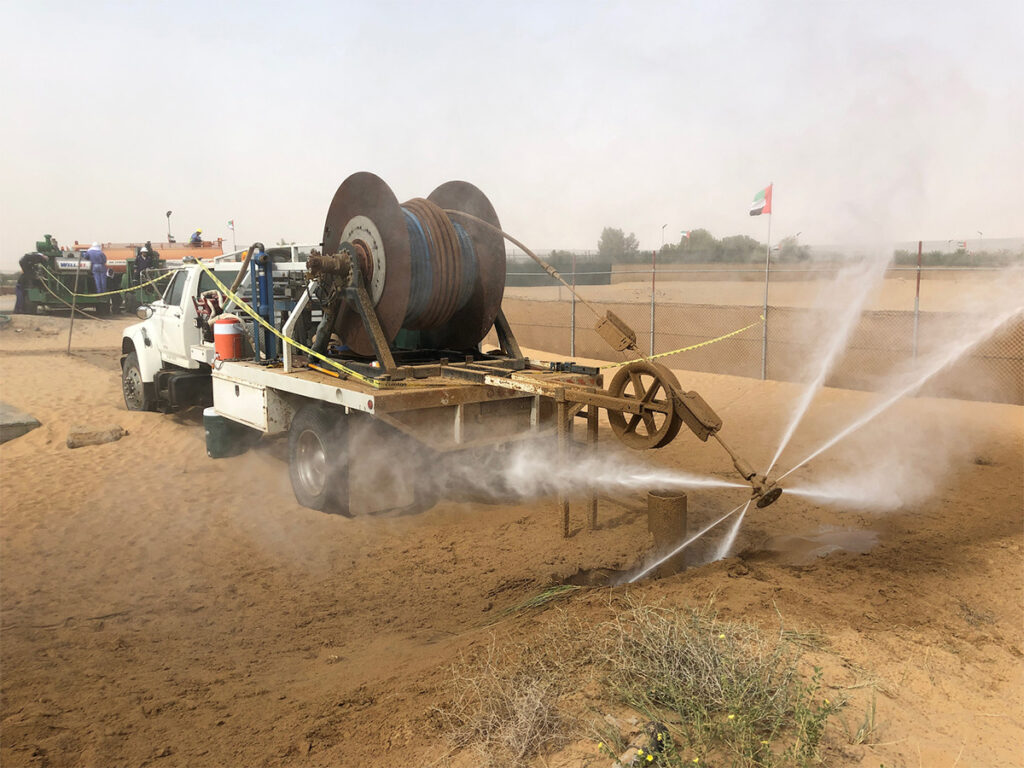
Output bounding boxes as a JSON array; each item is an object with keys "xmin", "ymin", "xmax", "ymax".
[
  {"xmin": 628, "ymin": 500, "xmax": 748, "ymax": 583},
  {"xmin": 766, "ymin": 256, "xmax": 891, "ymax": 476},
  {"xmin": 714, "ymin": 499, "xmax": 752, "ymax": 560},
  {"xmin": 776, "ymin": 303, "xmax": 1024, "ymax": 485}
]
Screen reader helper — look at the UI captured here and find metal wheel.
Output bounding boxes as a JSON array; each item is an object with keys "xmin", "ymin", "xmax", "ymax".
[
  {"xmin": 122, "ymin": 351, "xmax": 155, "ymax": 411},
  {"xmin": 287, "ymin": 403, "xmax": 352, "ymax": 515},
  {"xmin": 294, "ymin": 429, "xmax": 328, "ymax": 498},
  {"xmin": 606, "ymin": 361, "xmax": 684, "ymax": 449}
]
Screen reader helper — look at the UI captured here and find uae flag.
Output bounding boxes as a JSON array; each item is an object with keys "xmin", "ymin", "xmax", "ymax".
[
  {"xmin": 227, "ymin": 220, "xmax": 235, "ymax": 230},
  {"xmin": 749, "ymin": 184, "xmax": 773, "ymax": 216}
]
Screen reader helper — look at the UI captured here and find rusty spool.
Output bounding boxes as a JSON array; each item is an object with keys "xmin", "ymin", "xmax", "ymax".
[
  {"xmin": 606, "ymin": 361, "xmax": 685, "ymax": 450},
  {"xmin": 321, "ymin": 173, "xmax": 504, "ymax": 356}
]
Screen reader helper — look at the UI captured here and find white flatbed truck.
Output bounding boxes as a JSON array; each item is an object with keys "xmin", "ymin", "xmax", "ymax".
[{"xmin": 120, "ymin": 255, "xmax": 604, "ymax": 517}]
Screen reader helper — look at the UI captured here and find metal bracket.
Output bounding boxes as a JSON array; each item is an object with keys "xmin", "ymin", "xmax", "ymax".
[
  {"xmin": 493, "ymin": 308, "xmax": 523, "ymax": 361},
  {"xmin": 343, "ymin": 259, "xmax": 399, "ymax": 378}
]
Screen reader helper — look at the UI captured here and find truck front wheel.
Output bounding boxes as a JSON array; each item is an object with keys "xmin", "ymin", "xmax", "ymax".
[
  {"xmin": 122, "ymin": 351, "xmax": 155, "ymax": 411},
  {"xmin": 288, "ymin": 404, "xmax": 351, "ymax": 516}
]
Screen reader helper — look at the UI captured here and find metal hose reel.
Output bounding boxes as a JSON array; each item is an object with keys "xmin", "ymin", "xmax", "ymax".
[{"xmin": 319, "ymin": 172, "xmax": 506, "ymax": 356}]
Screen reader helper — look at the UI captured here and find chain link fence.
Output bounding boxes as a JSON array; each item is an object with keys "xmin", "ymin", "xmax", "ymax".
[{"xmin": 499, "ymin": 261, "xmax": 1024, "ymax": 406}]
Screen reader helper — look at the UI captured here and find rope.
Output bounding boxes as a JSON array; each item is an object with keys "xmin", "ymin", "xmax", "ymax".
[
  {"xmin": 38, "ymin": 265, "xmax": 172, "ymax": 297},
  {"xmin": 601, "ymin": 316, "xmax": 765, "ymax": 369}
]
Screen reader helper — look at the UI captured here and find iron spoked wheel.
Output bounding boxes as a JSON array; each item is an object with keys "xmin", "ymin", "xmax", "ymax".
[
  {"xmin": 607, "ymin": 361, "xmax": 684, "ymax": 450},
  {"xmin": 121, "ymin": 351, "xmax": 155, "ymax": 411},
  {"xmin": 288, "ymin": 404, "xmax": 352, "ymax": 515}
]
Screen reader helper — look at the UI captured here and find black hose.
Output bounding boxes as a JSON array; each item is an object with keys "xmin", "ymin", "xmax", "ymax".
[{"xmin": 229, "ymin": 242, "xmax": 265, "ymax": 294}]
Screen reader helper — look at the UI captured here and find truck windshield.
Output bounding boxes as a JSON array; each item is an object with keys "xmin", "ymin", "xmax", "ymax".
[{"xmin": 197, "ymin": 269, "xmax": 239, "ymax": 296}]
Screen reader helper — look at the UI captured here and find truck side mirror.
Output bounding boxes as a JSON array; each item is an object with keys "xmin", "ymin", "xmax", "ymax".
[{"xmin": 136, "ymin": 305, "xmax": 154, "ymax": 320}]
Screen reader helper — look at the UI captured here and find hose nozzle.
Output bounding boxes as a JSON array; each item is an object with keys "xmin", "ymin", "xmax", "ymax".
[
  {"xmin": 712, "ymin": 434, "xmax": 784, "ymax": 508},
  {"xmin": 750, "ymin": 474, "xmax": 783, "ymax": 508}
]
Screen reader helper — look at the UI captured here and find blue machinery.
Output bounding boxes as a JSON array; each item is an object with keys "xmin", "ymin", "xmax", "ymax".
[
  {"xmin": 248, "ymin": 247, "xmax": 277, "ymax": 361},
  {"xmin": 245, "ymin": 246, "xmax": 303, "ymax": 365}
]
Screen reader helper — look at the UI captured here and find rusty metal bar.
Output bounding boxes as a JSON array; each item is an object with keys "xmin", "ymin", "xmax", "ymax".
[
  {"xmin": 349, "ymin": 272, "xmax": 398, "ymax": 377},
  {"xmin": 587, "ymin": 406, "xmax": 599, "ymax": 529},
  {"xmin": 557, "ymin": 399, "xmax": 570, "ymax": 538}
]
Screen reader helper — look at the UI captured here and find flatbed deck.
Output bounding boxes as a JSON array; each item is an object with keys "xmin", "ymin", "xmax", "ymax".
[{"xmin": 200, "ymin": 343, "xmax": 601, "ymax": 453}]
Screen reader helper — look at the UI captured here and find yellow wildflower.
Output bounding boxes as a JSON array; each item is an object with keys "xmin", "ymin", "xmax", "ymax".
[
  {"xmin": 728, "ymin": 714, "xmax": 735, "ymax": 720},
  {"xmin": 647, "ymin": 756, "xmax": 653, "ymax": 763}
]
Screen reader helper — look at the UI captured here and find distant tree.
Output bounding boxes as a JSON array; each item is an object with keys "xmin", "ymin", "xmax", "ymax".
[
  {"xmin": 775, "ymin": 236, "xmax": 810, "ymax": 262},
  {"xmin": 718, "ymin": 234, "xmax": 762, "ymax": 263},
  {"xmin": 598, "ymin": 227, "xmax": 641, "ymax": 263},
  {"xmin": 545, "ymin": 249, "xmax": 579, "ymax": 274}
]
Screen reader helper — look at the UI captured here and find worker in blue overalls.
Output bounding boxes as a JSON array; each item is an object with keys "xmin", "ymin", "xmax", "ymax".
[{"xmin": 84, "ymin": 242, "xmax": 108, "ymax": 293}]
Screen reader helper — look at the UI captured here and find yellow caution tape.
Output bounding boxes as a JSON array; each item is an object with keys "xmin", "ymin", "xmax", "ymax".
[
  {"xmin": 602, "ymin": 315, "xmax": 765, "ymax": 369},
  {"xmin": 192, "ymin": 259, "xmax": 404, "ymax": 389},
  {"xmin": 39, "ymin": 265, "xmax": 172, "ymax": 297},
  {"xmin": 203, "ymin": 263, "xmax": 761, "ymax": 385},
  {"xmin": 35, "ymin": 277, "xmax": 106, "ymax": 321}
]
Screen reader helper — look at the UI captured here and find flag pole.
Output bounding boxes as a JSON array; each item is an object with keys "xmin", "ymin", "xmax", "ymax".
[{"xmin": 760, "ymin": 209, "xmax": 772, "ymax": 380}]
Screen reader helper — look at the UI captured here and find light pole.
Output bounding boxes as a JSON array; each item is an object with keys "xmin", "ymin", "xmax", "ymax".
[
  {"xmin": 166, "ymin": 210, "xmax": 173, "ymax": 243},
  {"xmin": 661, "ymin": 223, "xmax": 667, "ymax": 248}
]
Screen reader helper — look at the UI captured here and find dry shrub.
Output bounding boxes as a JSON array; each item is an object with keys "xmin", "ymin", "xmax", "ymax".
[
  {"xmin": 438, "ymin": 615, "xmax": 587, "ymax": 767},
  {"xmin": 598, "ymin": 599, "xmax": 839, "ymax": 767},
  {"xmin": 437, "ymin": 597, "xmax": 841, "ymax": 767}
]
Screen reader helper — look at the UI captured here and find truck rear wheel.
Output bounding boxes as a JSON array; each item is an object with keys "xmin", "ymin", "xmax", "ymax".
[
  {"xmin": 288, "ymin": 403, "xmax": 351, "ymax": 516},
  {"xmin": 122, "ymin": 351, "xmax": 155, "ymax": 411}
]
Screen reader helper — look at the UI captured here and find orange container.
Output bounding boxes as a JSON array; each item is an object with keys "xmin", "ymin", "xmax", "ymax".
[{"xmin": 213, "ymin": 316, "xmax": 244, "ymax": 360}]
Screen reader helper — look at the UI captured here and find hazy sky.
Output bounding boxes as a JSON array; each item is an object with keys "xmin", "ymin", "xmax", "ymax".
[{"xmin": 1, "ymin": 0, "xmax": 1021, "ymax": 268}]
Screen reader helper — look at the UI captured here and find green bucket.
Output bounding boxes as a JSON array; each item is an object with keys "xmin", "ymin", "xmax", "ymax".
[{"xmin": 203, "ymin": 407, "xmax": 260, "ymax": 458}]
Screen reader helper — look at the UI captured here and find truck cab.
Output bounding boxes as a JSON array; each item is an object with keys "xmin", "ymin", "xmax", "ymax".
[{"xmin": 120, "ymin": 245, "xmax": 315, "ymax": 412}]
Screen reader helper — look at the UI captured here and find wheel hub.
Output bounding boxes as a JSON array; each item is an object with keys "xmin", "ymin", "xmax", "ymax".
[{"xmin": 295, "ymin": 429, "xmax": 328, "ymax": 496}]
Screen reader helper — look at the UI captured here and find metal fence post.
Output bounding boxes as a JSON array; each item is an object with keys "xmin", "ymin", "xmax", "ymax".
[
  {"xmin": 570, "ymin": 251, "xmax": 576, "ymax": 357},
  {"xmin": 912, "ymin": 240, "xmax": 922, "ymax": 358},
  {"xmin": 760, "ymin": 255, "xmax": 770, "ymax": 380},
  {"xmin": 650, "ymin": 250, "xmax": 656, "ymax": 356}
]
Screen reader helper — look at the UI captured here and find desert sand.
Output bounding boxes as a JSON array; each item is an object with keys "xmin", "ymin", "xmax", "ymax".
[{"xmin": 1, "ymin": 311, "xmax": 1022, "ymax": 767}]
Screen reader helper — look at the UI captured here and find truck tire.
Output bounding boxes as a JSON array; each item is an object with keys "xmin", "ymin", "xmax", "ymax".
[
  {"xmin": 288, "ymin": 403, "xmax": 351, "ymax": 516},
  {"xmin": 122, "ymin": 351, "xmax": 156, "ymax": 411}
]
